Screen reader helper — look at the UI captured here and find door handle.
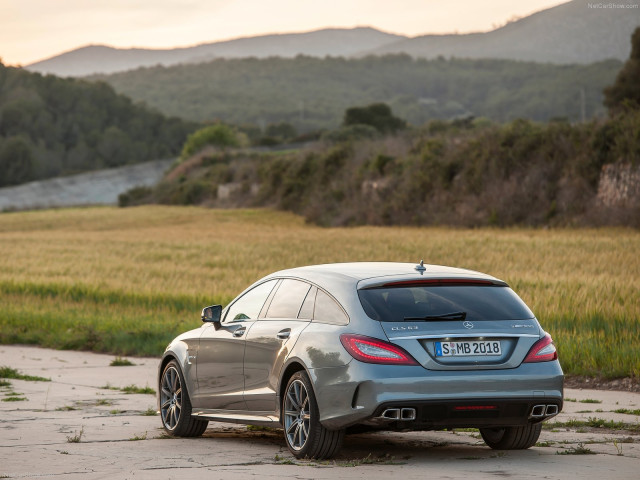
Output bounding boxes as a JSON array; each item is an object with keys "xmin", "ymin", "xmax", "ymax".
[
  {"xmin": 233, "ymin": 327, "xmax": 246, "ymax": 337},
  {"xmin": 277, "ymin": 329, "xmax": 291, "ymax": 339}
]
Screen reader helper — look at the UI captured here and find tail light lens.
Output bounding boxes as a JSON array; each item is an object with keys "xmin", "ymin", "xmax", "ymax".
[
  {"xmin": 523, "ymin": 333, "xmax": 558, "ymax": 363},
  {"xmin": 340, "ymin": 334, "xmax": 419, "ymax": 365}
]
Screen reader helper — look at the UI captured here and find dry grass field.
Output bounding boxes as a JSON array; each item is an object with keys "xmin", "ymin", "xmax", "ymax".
[{"xmin": 0, "ymin": 206, "xmax": 638, "ymax": 378}]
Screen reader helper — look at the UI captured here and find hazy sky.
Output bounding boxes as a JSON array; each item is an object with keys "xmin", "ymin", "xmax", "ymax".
[{"xmin": 1, "ymin": 0, "xmax": 568, "ymax": 66}]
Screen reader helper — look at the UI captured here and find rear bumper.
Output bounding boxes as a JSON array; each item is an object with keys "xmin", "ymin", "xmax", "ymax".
[{"xmin": 309, "ymin": 360, "xmax": 564, "ymax": 430}]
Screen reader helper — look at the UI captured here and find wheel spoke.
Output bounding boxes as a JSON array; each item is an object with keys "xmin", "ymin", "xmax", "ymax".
[
  {"xmin": 299, "ymin": 421, "xmax": 307, "ymax": 446},
  {"xmin": 287, "ymin": 391, "xmax": 299, "ymax": 410}
]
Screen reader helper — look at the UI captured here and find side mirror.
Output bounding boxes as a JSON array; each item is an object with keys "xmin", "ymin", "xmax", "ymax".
[{"xmin": 201, "ymin": 305, "xmax": 222, "ymax": 329}]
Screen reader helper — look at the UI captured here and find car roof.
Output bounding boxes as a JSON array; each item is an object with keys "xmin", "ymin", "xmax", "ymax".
[{"xmin": 267, "ymin": 262, "xmax": 502, "ymax": 290}]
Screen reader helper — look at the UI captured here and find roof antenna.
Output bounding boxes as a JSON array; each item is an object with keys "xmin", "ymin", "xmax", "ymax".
[{"xmin": 415, "ymin": 259, "xmax": 426, "ymax": 274}]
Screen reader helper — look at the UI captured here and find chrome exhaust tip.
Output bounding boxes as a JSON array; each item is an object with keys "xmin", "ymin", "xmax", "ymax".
[
  {"xmin": 401, "ymin": 408, "xmax": 416, "ymax": 420},
  {"xmin": 545, "ymin": 404, "xmax": 559, "ymax": 416},
  {"xmin": 529, "ymin": 404, "xmax": 546, "ymax": 418},
  {"xmin": 381, "ymin": 408, "xmax": 400, "ymax": 420}
]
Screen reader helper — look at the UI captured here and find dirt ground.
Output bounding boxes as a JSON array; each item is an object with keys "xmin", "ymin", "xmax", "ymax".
[{"xmin": 1, "ymin": 345, "xmax": 638, "ymax": 479}]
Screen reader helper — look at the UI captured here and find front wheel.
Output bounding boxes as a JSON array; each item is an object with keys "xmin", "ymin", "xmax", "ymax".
[
  {"xmin": 283, "ymin": 371, "xmax": 344, "ymax": 459},
  {"xmin": 480, "ymin": 423, "xmax": 542, "ymax": 449},
  {"xmin": 160, "ymin": 360, "xmax": 208, "ymax": 437}
]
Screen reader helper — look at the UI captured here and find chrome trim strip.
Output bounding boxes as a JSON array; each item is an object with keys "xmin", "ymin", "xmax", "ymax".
[{"xmin": 388, "ymin": 333, "xmax": 539, "ymax": 340}]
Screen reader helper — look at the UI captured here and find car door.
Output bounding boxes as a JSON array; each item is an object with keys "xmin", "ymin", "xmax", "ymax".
[
  {"xmin": 192, "ymin": 279, "xmax": 278, "ymax": 411},
  {"xmin": 243, "ymin": 279, "xmax": 314, "ymax": 412}
]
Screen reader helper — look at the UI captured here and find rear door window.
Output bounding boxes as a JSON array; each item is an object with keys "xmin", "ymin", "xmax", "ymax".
[{"xmin": 264, "ymin": 279, "xmax": 311, "ymax": 319}]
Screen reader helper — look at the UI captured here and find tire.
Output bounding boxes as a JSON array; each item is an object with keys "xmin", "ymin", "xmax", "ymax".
[
  {"xmin": 160, "ymin": 360, "xmax": 208, "ymax": 437},
  {"xmin": 282, "ymin": 371, "xmax": 344, "ymax": 459},
  {"xmin": 480, "ymin": 423, "xmax": 542, "ymax": 450}
]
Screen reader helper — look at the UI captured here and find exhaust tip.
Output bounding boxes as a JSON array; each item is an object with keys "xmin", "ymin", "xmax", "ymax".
[
  {"xmin": 529, "ymin": 404, "xmax": 546, "ymax": 418},
  {"xmin": 545, "ymin": 404, "xmax": 559, "ymax": 416},
  {"xmin": 381, "ymin": 408, "xmax": 400, "ymax": 420},
  {"xmin": 401, "ymin": 408, "xmax": 416, "ymax": 420}
]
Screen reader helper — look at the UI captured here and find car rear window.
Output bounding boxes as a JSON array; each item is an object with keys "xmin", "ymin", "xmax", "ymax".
[{"xmin": 358, "ymin": 285, "xmax": 533, "ymax": 322}]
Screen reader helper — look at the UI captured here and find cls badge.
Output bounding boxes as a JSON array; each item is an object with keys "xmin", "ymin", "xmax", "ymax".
[{"xmin": 463, "ymin": 321, "xmax": 474, "ymax": 329}]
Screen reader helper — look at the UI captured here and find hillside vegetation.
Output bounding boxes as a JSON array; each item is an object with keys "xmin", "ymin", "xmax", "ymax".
[
  {"xmin": 93, "ymin": 55, "xmax": 619, "ymax": 131},
  {"xmin": 0, "ymin": 206, "xmax": 637, "ymax": 378},
  {"xmin": 120, "ymin": 108, "xmax": 640, "ymax": 228},
  {"xmin": 0, "ymin": 62, "xmax": 196, "ymax": 186}
]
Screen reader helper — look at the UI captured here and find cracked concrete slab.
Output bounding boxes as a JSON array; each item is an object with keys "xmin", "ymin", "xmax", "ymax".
[{"xmin": 0, "ymin": 345, "xmax": 638, "ymax": 479}]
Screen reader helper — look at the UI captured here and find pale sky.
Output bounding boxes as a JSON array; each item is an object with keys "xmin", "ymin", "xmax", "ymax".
[{"xmin": 1, "ymin": 0, "xmax": 568, "ymax": 66}]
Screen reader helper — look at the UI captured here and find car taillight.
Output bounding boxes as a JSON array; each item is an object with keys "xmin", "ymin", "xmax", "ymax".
[
  {"xmin": 340, "ymin": 334, "xmax": 419, "ymax": 365},
  {"xmin": 523, "ymin": 333, "xmax": 558, "ymax": 363}
]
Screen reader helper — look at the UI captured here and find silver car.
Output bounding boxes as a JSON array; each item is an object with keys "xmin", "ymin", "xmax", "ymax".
[{"xmin": 158, "ymin": 262, "xmax": 563, "ymax": 459}]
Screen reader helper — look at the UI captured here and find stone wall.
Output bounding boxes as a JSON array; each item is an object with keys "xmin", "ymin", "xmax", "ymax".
[{"xmin": 597, "ymin": 163, "xmax": 640, "ymax": 207}]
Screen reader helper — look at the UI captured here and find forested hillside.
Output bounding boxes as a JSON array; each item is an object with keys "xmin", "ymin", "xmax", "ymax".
[
  {"xmin": 94, "ymin": 55, "xmax": 619, "ymax": 131},
  {"xmin": 0, "ymin": 62, "xmax": 196, "ymax": 186}
]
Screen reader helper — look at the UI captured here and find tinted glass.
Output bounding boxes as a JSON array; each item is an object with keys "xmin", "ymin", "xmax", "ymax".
[
  {"xmin": 358, "ymin": 285, "xmax": 533, "ymax": 322},
  {"xmin": 225, "ymin": 280, "xmax": 277, "ymax": 322},
  {"xmin": 314, "ymin": 290, "xmax": 349, "ymax": 325},
  {"xmin": 265, "ymin": 279, "xmax": 311, "ymax": 319}
]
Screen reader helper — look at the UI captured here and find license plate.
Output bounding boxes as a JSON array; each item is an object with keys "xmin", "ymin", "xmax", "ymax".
[{"xmin": 435, "ymin": 340, "xmax": 502, "ymax": 357}]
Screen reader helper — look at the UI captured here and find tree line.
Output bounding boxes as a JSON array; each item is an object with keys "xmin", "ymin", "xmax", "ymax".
[
  {"xmin": 94, "ymin": 54, "xmax": 619, "ymax": 131},
  {"xmin": 0, "ymin": 62, "xmax": 197, "ymax": 187}
]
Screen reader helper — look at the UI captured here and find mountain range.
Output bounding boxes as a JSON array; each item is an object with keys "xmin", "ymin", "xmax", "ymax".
[{"xmin": 26, "ymin": 0, "xmax": 639, "ymax": 77}]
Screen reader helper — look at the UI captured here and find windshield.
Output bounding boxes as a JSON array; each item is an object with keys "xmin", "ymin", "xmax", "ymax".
[{"xmin": 358, "ymin": 285, "xmax": 534, "ymax": 322}]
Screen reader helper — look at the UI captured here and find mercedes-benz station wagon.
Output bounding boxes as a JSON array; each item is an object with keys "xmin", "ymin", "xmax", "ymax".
[{"xmin": 158, "ymin": 262, "xmax": 563, "ymax": 459}]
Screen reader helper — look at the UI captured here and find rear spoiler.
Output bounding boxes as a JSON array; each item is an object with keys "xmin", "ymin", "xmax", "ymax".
[{"xmin": 359, "ymin": 278, "xmax": 509, "ymax": 290}]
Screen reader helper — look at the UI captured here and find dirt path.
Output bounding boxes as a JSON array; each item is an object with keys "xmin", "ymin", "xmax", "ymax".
[{"xmin": 1, "ymin": 345, "xmax": 638, "ymax": 479}]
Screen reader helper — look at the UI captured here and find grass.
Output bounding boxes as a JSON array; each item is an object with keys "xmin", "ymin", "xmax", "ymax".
[
  {"xmin": 55, "ymin": 405, "xmax": 78, "ymax": 411},
  {"xmin": 545, "ymin": 417, "xmax": 640, "ymax": 432},
  {"xmin": 121, "ymin": 384, "xmax": 155, "ymax": 395},
  {"xmin": 613, "ymin": 408, "xmax": 640, "ymax": 415},
  {"xmin": 0, "ymin": 366, "xmax": 50, "ymax": 382},
  {"xmin": 110, "ymin": 357, "xmax": 135, "ymax": 366},
  {"xmin": 579, "ymin": 399, "xmax": 602, "ymax": 404},
  {"xmin": 129, "ymin": 432, "xmax": 148, "ymax": 441},
  {"xmin": 100, "ymin": 383, "xmax": 155, "ymax": 395},
  {"xmin": 0, "ymin": 206, "xmax": 638, "ymax": 378},
  {"xmin": 556, "ymin": 443, "xmax": 595, "ymax": 455},
  {"xmin": 141, "ymin": 407, "xmax": 157, "ymax": 416},
  {"xmin": 66, "ymin": 426, "xmax": 84, "ymax": 443},
  {"xmin": 2, "ymin": 396, "xmax": 26, "ymax": 402}
]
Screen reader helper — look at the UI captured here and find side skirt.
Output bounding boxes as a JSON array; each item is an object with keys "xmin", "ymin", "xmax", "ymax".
[{"xmin": 192, "ymin": 409, "xmax": 280, "ymax": 427}]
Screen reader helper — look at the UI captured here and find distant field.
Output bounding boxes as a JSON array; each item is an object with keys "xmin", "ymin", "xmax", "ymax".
[{"xmin": 0, "ymin": 206, "xmax": 638, "ymax": 378}]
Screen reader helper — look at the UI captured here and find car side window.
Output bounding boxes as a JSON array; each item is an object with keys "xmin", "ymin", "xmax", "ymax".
[
  {"xmin": 265, "ymin": 279, "xmax": 311, "ymax": 319},
  {"xmin": 313, "ymin": 289, "xmax": 349, "ymax": 325},
  {"xmin": 224, "ymin": 279, "xmax": 278, "ymax": 323},
  {"xmin": 298, "ymin": 286, "xmax": 317, "ymax": 320}
]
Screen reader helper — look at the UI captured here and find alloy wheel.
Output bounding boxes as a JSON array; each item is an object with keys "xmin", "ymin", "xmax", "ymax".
[
  {"xmin": 160, "ymin": 365, "xmax": 182, "ymax": 430},
  {"xmin": 284, "ymin": 379, "xmax": 311, "ymax": 450}
]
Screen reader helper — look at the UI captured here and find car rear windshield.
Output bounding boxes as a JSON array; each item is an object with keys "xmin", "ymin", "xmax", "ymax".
[{"xmin": 358, "ymin": 285, "xmax": 534, "ymax": 322}]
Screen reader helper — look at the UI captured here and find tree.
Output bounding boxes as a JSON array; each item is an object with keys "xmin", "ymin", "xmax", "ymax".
[
  {"xmin": 0, "ymin": 136, "xmax": 35, "ymax": 186},
  {"xmin": 343, "ymin": 103, "xmax": 406, "ymax": 134},
  {"xmin": 604, "ymin": 27, "xmax": 640, "ymax": 114},
  {"xmin": 180, "ymin": 123, "xmax": 246, "ymax": 160}
]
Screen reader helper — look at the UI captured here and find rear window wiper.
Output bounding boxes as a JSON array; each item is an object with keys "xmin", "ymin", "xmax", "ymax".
[{"xmin": 403, "ymin": 311, "xmax": 467, "ymax": 321}]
